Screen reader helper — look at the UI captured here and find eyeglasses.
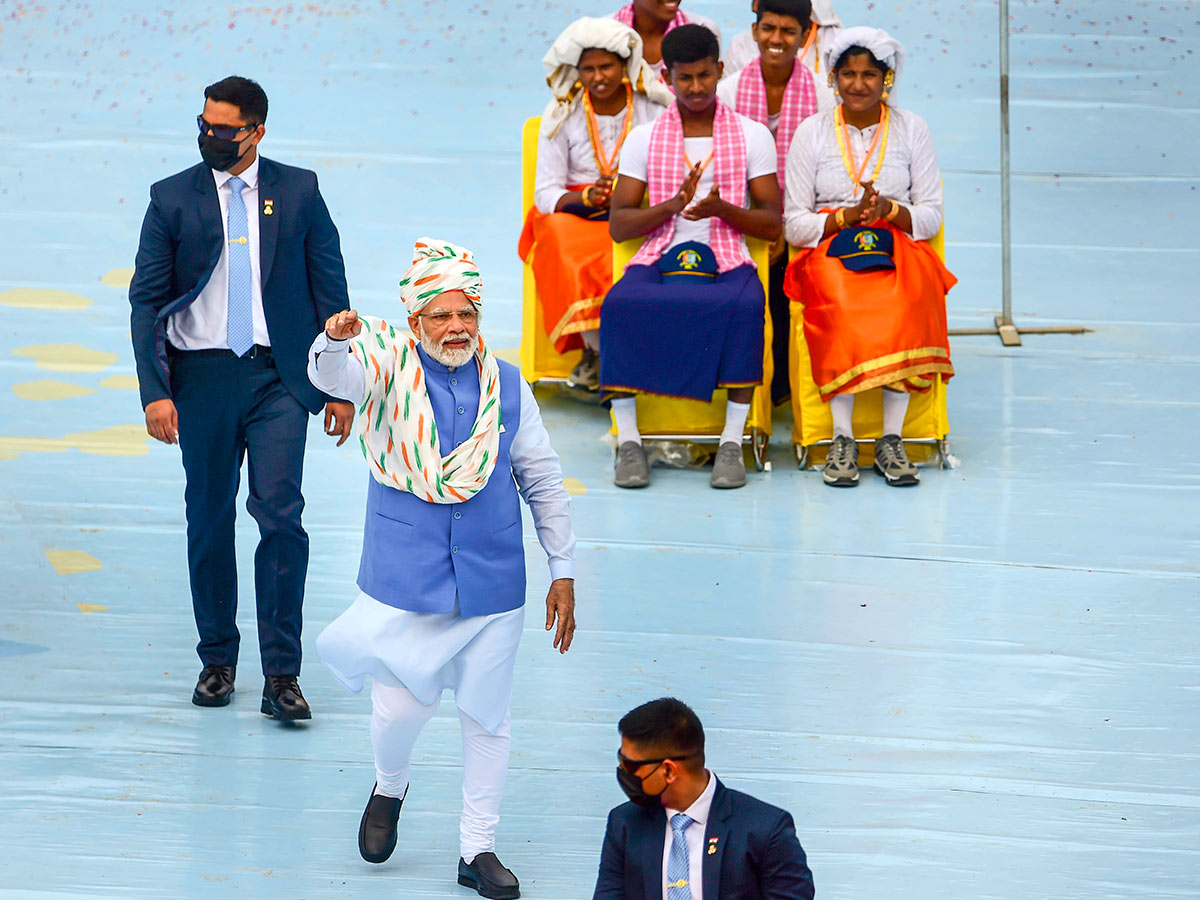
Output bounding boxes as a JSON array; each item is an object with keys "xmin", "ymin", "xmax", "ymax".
[
  {"xmin": 617, "ymin": 751, "xmax": 693, "ymax": 774},
  {"xmin": 196, "ymin": 116, "xmax": 259, "ymax": 141},
  {"xmin": 418, "ymin": 308, "xmax": 479, "ymax": 326}
]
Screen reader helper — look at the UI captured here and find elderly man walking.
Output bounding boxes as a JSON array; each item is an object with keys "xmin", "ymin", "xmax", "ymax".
[{"xmin": 307, "ymin": 238, "xmax": 577, "ymax": 900}]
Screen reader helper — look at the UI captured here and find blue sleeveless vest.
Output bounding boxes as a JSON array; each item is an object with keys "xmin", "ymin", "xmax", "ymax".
[{"xmin": 356, "ymin": 348, "xmax": 525, "ymax": 616}]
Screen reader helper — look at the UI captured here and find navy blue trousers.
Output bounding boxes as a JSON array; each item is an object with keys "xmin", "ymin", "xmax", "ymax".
[{"xmin": 170, "ymin": 349, "xmax": 310, "ymax": 675}]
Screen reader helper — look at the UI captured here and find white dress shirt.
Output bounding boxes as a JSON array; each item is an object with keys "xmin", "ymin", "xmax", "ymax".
[
  {"xmin": 167, "ymin": 155, "xmax": 271, "ymax": 350},
  {"xmin": 661, "ymin": 770, "xmax": 717, "ymax": 900},
  {"xmin": 783, "ymin": 105, "xmax": 944, "ymax": 247},
  {"xmin": 534, "ymin": 95, "xmax": 666, "ymax": 214},
  {"xmin": 722, "ymin": 25, "xmax": 841, "ymax": 112},
  {"xmin": 617, "ymin": 115, "xmax": 777, "ymax": 251},
  {"xmin": 307, "ymin": 333, "xmax": 576, "ymax": 581}
]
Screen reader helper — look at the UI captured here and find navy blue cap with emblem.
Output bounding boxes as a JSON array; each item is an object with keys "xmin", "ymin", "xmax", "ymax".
[
  {"xmin": 826, "ymin": 226, "xmax": 896, "ymax": 272},
  {"xmin": 657, "ymin": 241, "xmax": 718, "ymax": 283}
]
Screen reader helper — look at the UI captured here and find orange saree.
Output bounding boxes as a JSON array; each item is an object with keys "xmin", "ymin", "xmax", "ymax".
[
  {"xmin": 518, "ymin": 193, "xmax": 612, "ymax": 355},
  {"xmin": 783, "ymin": 222, "xmax": 956, "ymax": 399}
]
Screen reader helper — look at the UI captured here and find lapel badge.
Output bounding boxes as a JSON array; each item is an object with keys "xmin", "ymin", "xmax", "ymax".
[
  {"xmin": 263, "ymin": 199, "xmax": 274, "ymax": 216},
  {"xmin": 707, "ymin": 837, "xmax": 719, "ymax": 855}
]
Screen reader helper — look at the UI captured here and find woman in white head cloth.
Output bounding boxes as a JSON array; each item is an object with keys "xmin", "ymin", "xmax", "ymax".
[
  {"xmin": 782, "ymin": 27, "xmax": 957, "ymax": 489},
  {"xmin": 724, "ymin": 0, "xmax": 842, "ymax": 110},
  {"xmin": 519, "ymin": 16, "xmax": 673, "ymax": 391}
]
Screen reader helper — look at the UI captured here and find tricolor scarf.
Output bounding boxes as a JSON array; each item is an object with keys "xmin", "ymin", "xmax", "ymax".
[
  {"xmin": 629, "ymin": 100, "xmax": 752, "ymax": 273},
  {"xmin": 734, "ymin": 57, "xmax": 817, "ymax": 206},
  {"xmin": 350, "ymin": 316, "xmax": 502, "ymax": 504}
]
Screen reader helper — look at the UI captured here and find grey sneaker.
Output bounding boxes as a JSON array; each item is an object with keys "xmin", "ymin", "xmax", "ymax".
[
  {"xmin": 710, "ymin": 441, "xmax": 747, "ymax": 489},
  {"xmin": 614, "ymin": 441, "xmax": 650, "ymax": 488},
  {"xmin": 566, "ymin": 348, "xmax": 600, "ymax": 391},
  {"xmin": 874, "ymin": 434, "xmax": 919, "ymax": 486},
  {"xmin": 823, "ymin": 434, "xmax": 859, "ymax": 487}
]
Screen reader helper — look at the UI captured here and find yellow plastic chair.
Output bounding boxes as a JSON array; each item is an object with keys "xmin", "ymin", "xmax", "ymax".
[
  {"xmin": 519, "ymin": 115, "xmax": 583, "ymax": 383},
  {"xmin": 788, "ymin": 215, "xmax": 950, "ymax": 469},
  {"xmin": 610, "ymin": 232, "xmax": 775, "ymax": 470}
]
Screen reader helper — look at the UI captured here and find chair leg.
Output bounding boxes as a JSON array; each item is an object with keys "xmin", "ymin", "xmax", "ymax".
[
  {"xmin": 751, "ymin": 428, "xmax": 769, "ymax": 472},
  {"xmin": 794, "ymin": 443, "xmax": 810, "ymax": 470}
]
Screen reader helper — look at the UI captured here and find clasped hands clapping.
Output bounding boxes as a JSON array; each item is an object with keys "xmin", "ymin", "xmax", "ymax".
[{"xmin": 837, "ymin": 180, "xmax": 893, "ymax": 228}]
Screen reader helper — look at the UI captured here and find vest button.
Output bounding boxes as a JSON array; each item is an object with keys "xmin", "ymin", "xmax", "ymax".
[
  {"xmin": 452, "ymin": 545, "xmax": 459, "ymax": 553},
  {"xmin": 451, "ymin": 378, "xmax": 458, "ymax": 386},
  {"xmin": 454, "ymin": 511, "xmax": 462, "ymax": 519},
  {"xmin": 457, "ymin": 406, "xmax": 465, "ymax": 414}
]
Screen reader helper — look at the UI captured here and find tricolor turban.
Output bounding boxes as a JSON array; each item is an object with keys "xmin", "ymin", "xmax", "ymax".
[{"xmin": 398, "ymin": 237, "xmax": 484, "ymax": 315}]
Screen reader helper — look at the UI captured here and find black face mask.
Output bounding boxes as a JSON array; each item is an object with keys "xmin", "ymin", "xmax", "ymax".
[
  {"xmin": 616, "ymin": 764, "xmax": 667, "ymax": 810},
  {"xmin": 198, "ymin": 133, "xmax": 245, "ymax": 172}
]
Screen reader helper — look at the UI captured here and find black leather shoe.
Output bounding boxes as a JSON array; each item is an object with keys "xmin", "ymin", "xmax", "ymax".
[
  {"xmin": 191, "ymin": 665, "xmax": 235, "ymax": 707},
  {"xmin": 358, "ymin": 783, "xmax": 407, "ymax": 863},
  {"xmin": 457, "ymin": 852, "xmax": 520, "ymax": 899},
  {"xmin": 260, "ymin": 675, "xmax": 311, "ymax": 721}
]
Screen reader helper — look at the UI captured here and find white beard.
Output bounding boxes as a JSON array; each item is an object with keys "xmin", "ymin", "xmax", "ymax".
[{"xmin": 419, "ymin": 326, "xmax": 479, "ymax": 369}]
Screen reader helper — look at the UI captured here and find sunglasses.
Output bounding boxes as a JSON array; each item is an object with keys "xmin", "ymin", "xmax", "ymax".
[
  {"xmin": 617, "ymin": 751, "xmax": 693, "ymax": 774},
  {"xmin": 196, "ymin": 116, "xmax": 259, "ymax": 141}
]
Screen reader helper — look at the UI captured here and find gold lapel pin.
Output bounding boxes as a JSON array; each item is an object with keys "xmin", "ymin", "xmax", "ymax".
[
  {"xmin": 707, "ymin": 837, "xmax": 719, "ymax": 855},
  {"xmin": 263, "ymin": 199, "xmax": 274, "ymax": 216}
]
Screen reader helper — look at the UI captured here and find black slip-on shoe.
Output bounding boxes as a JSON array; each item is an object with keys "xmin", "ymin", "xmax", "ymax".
[
  {"xmin": 191, "ymin": 665, "xmax": 235, "ymax": 707},
  {"xmin": 359, "ymin": 783, "xmax": 406, "ymax": 864},
  {"xmin": 457, "ymin": 852, "xmax": 520, "ymax": 899}
]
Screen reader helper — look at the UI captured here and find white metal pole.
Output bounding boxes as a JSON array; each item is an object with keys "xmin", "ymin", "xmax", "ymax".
[{"xmin": 997, "ymin": 0, "xmax": 1019, "ymax": 343}]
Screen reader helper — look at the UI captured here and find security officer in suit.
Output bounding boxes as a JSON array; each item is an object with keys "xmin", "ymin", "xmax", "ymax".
[
  {"xmin": 129, "ymin": 75, "xmax": 355, "ymax": 721},
  {"xmin": 594, "ymin": 697, "xmax": 815, "ymax": 900}
]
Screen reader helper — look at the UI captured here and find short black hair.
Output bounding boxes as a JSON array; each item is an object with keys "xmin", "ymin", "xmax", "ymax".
[
  {"xmin": 619, "ymin": 698, "xmax": 705, "ymax": 766},
  {"xmin": 662, "ymin": 23, "xmax": 721, "ymax": 71},
  {"xmin": 833, "ymin": 45, "xmax": 889, "ymax": 74},
  {"xmin": 204, "ymin": 75, "xmax": 268, "ymax": 125},
  {"xmin": 756, "ymin": 0, "xmax": 813, "ymax": 27}
]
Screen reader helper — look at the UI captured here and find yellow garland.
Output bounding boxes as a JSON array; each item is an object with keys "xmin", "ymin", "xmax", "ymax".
[{"xmin": 834, "ymin": 101, "xmax": 890, "ymax": 195}]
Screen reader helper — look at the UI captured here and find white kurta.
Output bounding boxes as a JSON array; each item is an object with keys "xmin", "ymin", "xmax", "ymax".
[
  {"xmin": 783, "ymin": 105, "xmax": 944, "ymax": 248},
  {"xmin": 307, "ymin": 335, "xmax": 576, "ymax": 734},
  {"xmin": 722, "ymin": 24, "xmax": 842, "ymax": 112},
  {"xmin": 534, "ymin": 94, "xmax": 666, "ymax": 214}
]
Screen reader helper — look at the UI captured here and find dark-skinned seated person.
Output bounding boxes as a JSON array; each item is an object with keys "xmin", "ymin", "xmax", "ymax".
[
  {"xmin": 593, "ymin": 698, "xmax": 815, "ymax": 900},
  {"xmin": 601, "ymin": 24, "xmax": 782, "ymax": 490}
]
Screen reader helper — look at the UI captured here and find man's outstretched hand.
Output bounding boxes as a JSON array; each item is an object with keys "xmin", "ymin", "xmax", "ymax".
[
  {"xmin": 545, "ymin": 578, "xmax": 576, "ymax": 654},
  {"xmin": 325, "ymin": 309, "xmax": 363, "ymax": 341}
]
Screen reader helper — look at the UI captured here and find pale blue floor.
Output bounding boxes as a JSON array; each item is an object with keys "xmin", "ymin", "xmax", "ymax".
[{"xmin": 1, "ymin": 1, "xmax": 1198, "ymax": 898}]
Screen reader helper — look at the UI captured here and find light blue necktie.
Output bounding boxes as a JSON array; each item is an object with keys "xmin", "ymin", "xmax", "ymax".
[
  {"xmin": 666, "ymin": 813, "xmax": 694, "ymax": 900},
  {"xmin": 225, "ymin": 175, "xmax": 254, "ymax": 357}
]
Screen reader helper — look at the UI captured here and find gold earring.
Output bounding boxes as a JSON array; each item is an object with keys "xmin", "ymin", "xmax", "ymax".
[{"xmin": 881, "ymin": 70, "xmax": 894, "ymax": 100}]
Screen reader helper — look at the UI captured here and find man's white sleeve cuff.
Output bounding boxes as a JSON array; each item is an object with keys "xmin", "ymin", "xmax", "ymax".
[{"xmin": 548, "ymin": 559, "xmax": 575, "ymax": 581}]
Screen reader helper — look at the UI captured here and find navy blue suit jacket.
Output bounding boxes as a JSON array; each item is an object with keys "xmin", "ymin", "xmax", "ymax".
[
  {"xmin": 129, "ymin": 157, "xmax": 349, "ymax": 413},
  {"xmin": 593, "ymin": 777, "xmax": 815, "ymax": 900}
]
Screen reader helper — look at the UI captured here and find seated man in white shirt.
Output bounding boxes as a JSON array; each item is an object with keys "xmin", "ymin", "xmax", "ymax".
[
  {"xmin": 724, "ymin": 0, "xmax": 843, "ymax": 112},
  {"xmin": 600, "ymin": 24, "xmax": 781, "ymax": 491}
]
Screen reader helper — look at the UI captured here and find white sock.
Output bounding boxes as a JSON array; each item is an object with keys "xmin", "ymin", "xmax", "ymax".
[
  {"xmin": 611, "ymin": 397, "xmax": 640, "ymax": 446},
  {"xmin": 831, "ymin": 393, "xmax": 854, "ymax": 439},
  {"xmin": 882, "ymin": 389, "xmax": 910, "ymax": 437},
  {"xmin": 720, "ymin": 401, "xmax": 751, "ymax": 445},
  {"xmin": 581, "ymin": 329, "xmax": 600, "ymax": 352}
]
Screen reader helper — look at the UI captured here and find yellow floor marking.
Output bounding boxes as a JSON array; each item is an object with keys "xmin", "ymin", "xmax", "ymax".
[
  {"xmin": 100, "ymin": 268, "xmax": 135, "ymax": 289},
  {"xmin": 562, "ymin": 477, "xmax": 588, "ymax": 495},
  {"xmin": 99, "ymin": 375, "xmax": 140, "ymax": 390},
  {"xmin": 14, "ymin": 343, "xmax": 119, "ymax": 373},
  {"xmin": 494, "ymin": 347, "xmax": 520, "ymax": 366},
  {"xmin": 0, "ymin": 424, "xmax": 152, "ymax": 459},
  {"xmin": 45, "ymin": 550, "xmax": 103, "ymax": 575},
  {"xmin": 0, "ymin": 288, "xmax": 93, "ymax": 311},
  {"xmin": 12, "ymin": 380, "xmax": 97, "ymax": 401},
  {"xmin": 77, "ymin": 602, "xmax": 108, "ymax": 614}
]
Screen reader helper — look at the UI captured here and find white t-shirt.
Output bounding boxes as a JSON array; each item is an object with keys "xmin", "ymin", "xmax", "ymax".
[{"xmin": 618, "ymin": 112, "xmax": 776, "ymax": 250}]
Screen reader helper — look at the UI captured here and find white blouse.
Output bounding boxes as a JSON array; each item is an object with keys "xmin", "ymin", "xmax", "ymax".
[
  {"xmin": 534, "ymin": 94, "xmax": 666, "ymax": 214},
  {"xmin": 783, "ymin": 105, "xmax": 944, "ymax": 248}
]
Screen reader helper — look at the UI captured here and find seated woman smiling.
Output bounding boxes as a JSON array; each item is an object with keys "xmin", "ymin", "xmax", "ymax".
[
  {"xmin": 782, "ymin": 26, "xmax": 956, "ymax": 488},
  {"xmin": 519, "ymin": 17, "xmax": 671, "ymax": 391}
]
